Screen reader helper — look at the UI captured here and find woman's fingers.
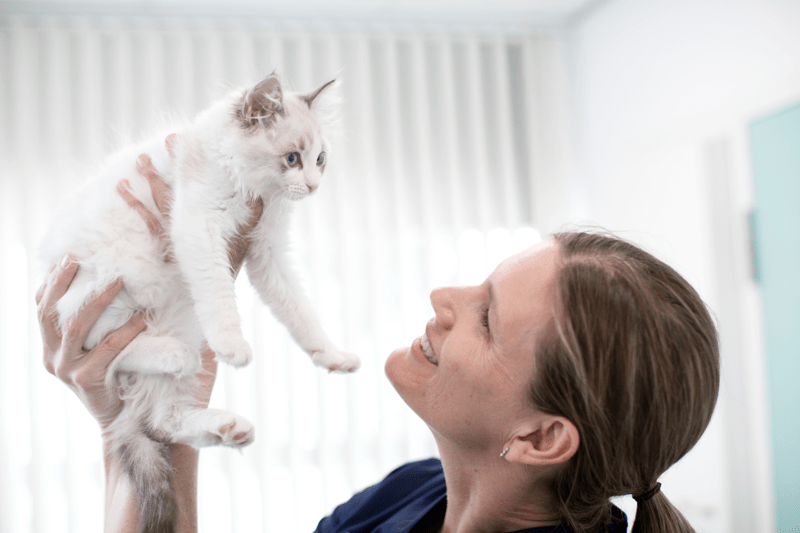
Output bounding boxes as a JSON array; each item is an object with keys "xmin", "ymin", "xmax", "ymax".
[
  {"xmin": 228, "ymin": 198, "xmax": 265, "ymax": 277},
  {"xmin": 165, "ymin": 133, "xmax": 178, "ymax": 159},
  {"xmin": 61, "ymin": 312, "xmax": 145, "ymax": 429},
  {"xmin": 39, "ymin": 256, "xmax": 79, "ymax": 312},
  {"xmin": 37, "ymin": 257, "xmax": 79, "ymax": 341},
  {"xmin": 245, "ymin": 197, "xmax": 265, "ymax": 231},
  {"xmin": 118, "ymin": 179, "xmax": 165, "ymax": 239},
  {"xmin": 35, "ymin": 282, "xmax": 46, "ymax": 307},
  {"xmin": 125, "ymin": 153, "xmax": 176, "ymax": 261},
  {"xmin": 86, "ymin": 312, "xmax": 147, "ymax": 374},
  {"xmin": 136, "ymin": 154, "xmax": 173, "ymax": 219},
  {"xmin": 61, "ymin": 278, "xmax": 124, "ymax": 354},
  {"xmin": 38, "ymin": 257, "xmax": 79, "ymax": 374},
  {"xmin": 35, "ymin": 261, "xmax": 58, "ymax": 306}
]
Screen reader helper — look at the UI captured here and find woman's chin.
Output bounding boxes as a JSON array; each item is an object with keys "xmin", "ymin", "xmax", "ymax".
[
  {"xmin": 384, "ymin": 345, "xmax": 424, "ymax": 400},
  {"xmin": 384, "ymin": 345, "xmax": 409, "ymax": 384},
  {"xmin": 384, "ymin": 343, "xmax": 436, "ymax": 414}
]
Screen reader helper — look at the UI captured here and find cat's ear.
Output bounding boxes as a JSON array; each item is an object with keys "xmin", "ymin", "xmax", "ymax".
[
  {"xmin": 302, "ymin": 79, "xmax": 336, "ymax": 109},
  {"xmin": 240, "ymin": 73, "xmax": 284, "ymax": 128}
]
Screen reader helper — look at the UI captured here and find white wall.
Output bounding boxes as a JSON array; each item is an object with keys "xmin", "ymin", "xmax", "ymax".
[
  {"xmin": 569, "ymin": 1, "xmax": 800, "ymax": 531},
  {"xmin": 570, "ymin": 0, "xmax": 800, "ymax": 245}
]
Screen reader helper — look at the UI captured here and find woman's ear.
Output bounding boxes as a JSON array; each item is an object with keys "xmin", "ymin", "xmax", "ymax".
[{"xmin": 503, "ymin": 416, "xmax": 579, "ymax": 466}]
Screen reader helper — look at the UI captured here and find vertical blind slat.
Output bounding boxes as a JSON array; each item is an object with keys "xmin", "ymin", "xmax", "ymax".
[
  {"xmin": 11, "ymin": 24, "xmax": 43, "ymax": 533},
  {"xmin": 0, "ymin": 27, "xmax": 7, "ymax": 166},
  {"xmin": 351, "ymin": 33, "xmax": 390, "ymax": 486},
  {"xmin": 438, "ymin": 37, "xmax": 465, "ymax": 233},
  {"xmin": 493, "ymin": 38, "xmax": 522, "ymax": 229},
  {"xmin": 521, "ymin": 35, "xmax": 542, "ymax": 230},
  {"xmin": 77, "ymin": 27, "xmax": 103, "ymax": 160},
  {"xmin": 382, "ymin": 35, "xmax": 412, "ymax": 465},
  {"xmin": 0, "ymin": 26, "xmax": 12, "ymax": 533},
  {"xmin": 464, "ymin": 37, "xmax": 491, "ymax": 233}
]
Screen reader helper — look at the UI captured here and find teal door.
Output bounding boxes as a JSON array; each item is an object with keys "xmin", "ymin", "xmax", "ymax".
[{"xmin": 750, "ymin": 102, "xmax": 800, "ymax": 532}]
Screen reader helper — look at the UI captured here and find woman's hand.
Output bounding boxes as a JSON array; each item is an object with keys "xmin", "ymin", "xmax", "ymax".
[
  {"xmin": 119, "ymin": 141, "xmax": 265, "ymax": 278},
  {"xmin": 37, "ymin": 259, "xmax": 147, "ymax": 430},
  {"xmin": 117, "ymin": 139, "xmax": 264, "ymax": 406}
]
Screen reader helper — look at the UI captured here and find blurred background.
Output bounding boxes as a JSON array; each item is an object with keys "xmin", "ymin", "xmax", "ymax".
[{"xmin": 1, "ymin": 0, "xmax": 799, "ymax": 532}]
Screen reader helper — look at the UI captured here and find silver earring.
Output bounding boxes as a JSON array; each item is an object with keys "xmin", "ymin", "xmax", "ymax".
[{"xmin": 500, "ymin": 447, "xmax": 510, "ymax": 458}]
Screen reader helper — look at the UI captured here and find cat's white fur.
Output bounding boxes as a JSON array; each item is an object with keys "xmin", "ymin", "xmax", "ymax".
[{"xmin": 39, "ymin": 73, "xmax": 359, "ymax": 533}]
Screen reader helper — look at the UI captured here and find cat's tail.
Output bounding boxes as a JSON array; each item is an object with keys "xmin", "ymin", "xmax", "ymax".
[{"xmin": 114, "ymin": 425, "xmax": 177, "ymax": 533}]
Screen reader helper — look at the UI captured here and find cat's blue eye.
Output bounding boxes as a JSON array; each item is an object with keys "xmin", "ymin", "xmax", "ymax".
[
  {"xmin": 316, "ymin": 152, "xmax": 326, "ymax": 166},
  {"xmin": 286, "ymin": 152, "xmax": 300, "ymax": 166}
]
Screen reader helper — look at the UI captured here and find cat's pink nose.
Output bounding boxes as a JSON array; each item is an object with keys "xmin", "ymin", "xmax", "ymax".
[{"xmin": 307, "ymin": 184, "xmax": 318, "ymax": 192}]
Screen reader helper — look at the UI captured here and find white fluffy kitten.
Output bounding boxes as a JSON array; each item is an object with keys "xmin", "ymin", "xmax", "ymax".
[{"xmin": 40, "ymin": 73, "xmax": 360, "ymax": 533}]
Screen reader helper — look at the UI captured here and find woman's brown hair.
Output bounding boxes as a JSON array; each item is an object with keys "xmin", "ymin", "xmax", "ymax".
[{"xmin": 529, "ymin": 232, "xmax": 720, "ymax": 532}]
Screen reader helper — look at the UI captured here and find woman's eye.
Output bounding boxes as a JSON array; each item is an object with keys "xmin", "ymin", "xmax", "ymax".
[
  {"xmin": 316, "ymin": 152, "xmax": 326, "ymax": 166},
  {"xmin": 482, "ymin": 307, "xmax": 490, "ymax": 331},
  {"xmin": 286, "ymin": 152, "xmax": 299, "ymax": 166}
]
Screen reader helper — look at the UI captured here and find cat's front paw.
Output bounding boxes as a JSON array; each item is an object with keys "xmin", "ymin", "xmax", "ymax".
[
  {"xmin": 311, "ymin": 349, "xmax": 361, "ymax": 373},
  {"xmin": 209, "ymin": 334, "xmax": 253, "ymax": 367}
]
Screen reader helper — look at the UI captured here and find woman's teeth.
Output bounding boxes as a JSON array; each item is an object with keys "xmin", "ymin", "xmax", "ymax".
[{"xmin": 421, "ymin": 333, "xmax": 438, "ymax": 365}]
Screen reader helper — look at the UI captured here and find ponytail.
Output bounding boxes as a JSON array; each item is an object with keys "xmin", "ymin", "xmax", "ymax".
[{"xmin": 632, "ymin": 491, "xmax": 696, "ymax": 533}]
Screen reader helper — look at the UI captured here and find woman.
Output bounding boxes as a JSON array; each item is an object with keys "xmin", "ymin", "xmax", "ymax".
[{"xmin": 37, "ymin": 158, "xmax": 719, "ymax": 532}]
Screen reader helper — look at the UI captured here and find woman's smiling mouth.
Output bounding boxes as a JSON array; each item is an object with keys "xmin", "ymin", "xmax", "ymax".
[{"xmin": 420, "ymin": 332, "xmax": 438, "ymax": 365}]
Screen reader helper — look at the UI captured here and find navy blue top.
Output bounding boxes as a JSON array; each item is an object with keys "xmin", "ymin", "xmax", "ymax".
[{"xmin": 314, "ymin": 458, "xmax": 628, "ymax": 533}]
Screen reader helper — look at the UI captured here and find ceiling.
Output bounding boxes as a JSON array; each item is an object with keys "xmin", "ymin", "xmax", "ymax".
[{"xmin": 3, "ymin": 0, "xmax": 603, "ymax": 30}]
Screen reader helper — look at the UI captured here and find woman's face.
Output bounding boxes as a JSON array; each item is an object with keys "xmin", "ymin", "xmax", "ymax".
[{"xmin": 385, "ymin": 239, "xmax": 560, "ymax": 452}]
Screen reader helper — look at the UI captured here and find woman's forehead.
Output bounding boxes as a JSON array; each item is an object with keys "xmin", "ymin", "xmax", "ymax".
[
  {"xmin": 490, "ymin": 240, "xmax": 559, "ymax": 330},
  {"xmin": 492, "ymin": 239, "xmax": 558, "ymax": 283}
]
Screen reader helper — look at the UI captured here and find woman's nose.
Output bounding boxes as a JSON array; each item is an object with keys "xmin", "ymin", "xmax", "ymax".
[{"xmin": 430, "ymin": 287, "xmax": 456, "ymax": 330}]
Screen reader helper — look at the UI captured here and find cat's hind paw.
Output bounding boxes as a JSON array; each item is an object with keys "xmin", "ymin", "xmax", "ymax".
[
  {"xmin": 217, "ymin": 415, "xmax": 255, "ymax": 447},
  {"xmin": 172, "ymin": 409, "xmax": 255, "ymax": 448},
  {"xmin": 160, "ymin": 343, "xmax": 201, "ymax": 377},
  {"xmin": 113, "ymin": 336, "xmax": 199, "ymax": 377},
  {"xmin": 209, "ymin": 334, "xmax": 253, "ymax": 368},
  {"xmin": 311, "ymin": 349, "xmax": 361, "ymax": 373}
]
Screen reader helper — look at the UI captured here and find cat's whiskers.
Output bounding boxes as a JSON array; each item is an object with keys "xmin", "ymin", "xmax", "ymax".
[
  {"xmin": 263, "ymin": 187, "xmax": 289, "ymax": 214},
  {"xmin": 278, "ymin": 189, "xmax": 294, "ymax": 216},
  {"xmin": 278, "ymin": 190, "xmax": 301, "ymax": 220}
]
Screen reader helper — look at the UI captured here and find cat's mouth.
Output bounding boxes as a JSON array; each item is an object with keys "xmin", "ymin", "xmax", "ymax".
[{"xmin": 285, "ymin": 184, "xmax": 310, "ymax": 200}]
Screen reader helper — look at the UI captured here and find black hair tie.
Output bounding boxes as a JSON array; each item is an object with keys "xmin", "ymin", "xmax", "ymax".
[{"xmin": 633, "ymin": 482, "xmax": 662, "ymax": 503}]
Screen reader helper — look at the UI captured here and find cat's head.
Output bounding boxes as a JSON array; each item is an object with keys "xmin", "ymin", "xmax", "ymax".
[{"xmin": 225, "ymin": 73, "xmax": 337, "ymax": 202}]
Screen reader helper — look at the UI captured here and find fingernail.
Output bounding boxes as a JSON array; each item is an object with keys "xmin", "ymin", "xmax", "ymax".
[
  {"xmin": 136, "ymin": 154, "xmax": 149, "ymax": 168},
  {"xmin": 117, "ymin": 179, "xmax": 130, "ymax": 193},
  {"xmin": 60, "ymin": 254, "xmax": 73, "ymax": 268}
]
